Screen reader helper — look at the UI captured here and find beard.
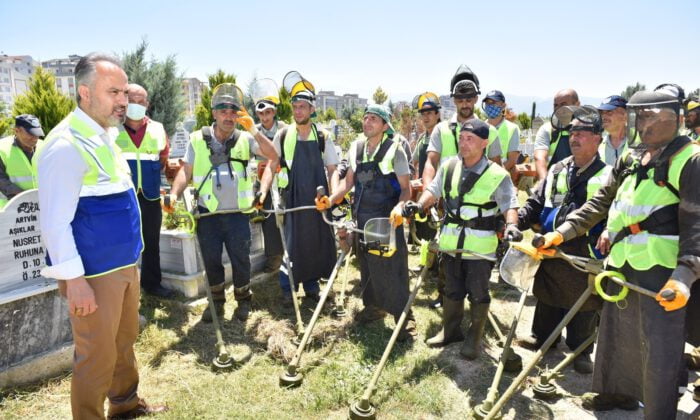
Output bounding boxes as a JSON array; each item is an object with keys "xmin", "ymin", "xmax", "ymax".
[
  {"xmin": 295, "ymin": 116, "xmax": 310, "ymax": 125},
  {"xmin": 458, "ymin": 107, "xmax": 473, "ymax": 120}
]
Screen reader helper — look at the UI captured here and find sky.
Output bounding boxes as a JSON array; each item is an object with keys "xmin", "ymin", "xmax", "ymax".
[{"xmin": 2, "ymin": 0, "xmax": 699, "ymax": 113}]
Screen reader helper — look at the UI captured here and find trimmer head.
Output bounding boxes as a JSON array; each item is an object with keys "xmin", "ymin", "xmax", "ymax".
[
  {"xmin": 349, "ymin": 400, "xmax": 376, "ymax": 419},
  {"xmin": 279, "ymin": 369, "xmax": 304, "ymax": 388}
]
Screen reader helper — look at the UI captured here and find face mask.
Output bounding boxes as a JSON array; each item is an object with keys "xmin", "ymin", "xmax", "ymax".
[
  {"xmin": 483, "ymin": 103, "xmax": 503, "ymax": 119},
  {"xmin": 126, "ymin": 103, "xmax": 147, "ymax": 120}
]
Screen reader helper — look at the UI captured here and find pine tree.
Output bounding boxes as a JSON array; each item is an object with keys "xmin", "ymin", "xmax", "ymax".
[{"xmin": 12, "ymin": 67, "xmax": 74, "ymax": 133}]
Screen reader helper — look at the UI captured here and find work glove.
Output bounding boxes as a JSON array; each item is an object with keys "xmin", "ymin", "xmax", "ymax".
[
  {"xmin": 236, "ymin": 108, "xmax": 258, "ymax": 135},
  {"xmin": 656, "ymin": 279, "xmax": 690, "ymax": 312},
  {"xmin": 504, "ymin": 223, "xmax": 523, "ymax": 242},
  {"xmin": 389, "ymin": 206, "xmax": 404, "ymax": 228},
  {"xmin": 533, "ymin": 231, "xmax": 564, "ymax": 249},
  {"xmin": 254, "ymin": 191, "xmax": 265, "ymax": 210},
  {"xmin": 401, "ymin": 201, "xmax": 423, "ymax": 218},
  {"xmin": 161, "ymin": 193, "xmax": 177, "ymax": 214},
  {"xmin": 315, "ymin": 195, "xmax": 331, "ymax": 211}
]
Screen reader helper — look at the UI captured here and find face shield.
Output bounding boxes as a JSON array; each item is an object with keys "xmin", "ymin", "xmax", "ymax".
[
  {"xmin": 550, "ymin": 105, "xmax": 577, "ymax": 131},
  {"xmin": 412, "ymin": 92, "xmax": 441, "ymax": 112},
  {"xmin": 627, "ymin": 105, "xmax": 679, "ymax": 148},
  {"xmin": 250, "ymin": 78, "xmax": 280, "ymax": 112},
  {"xmin": 283, "ymin": 71, "xmax": 315, "ymax": 98},
  {"xmin": 211, "ymin": 83, "xmax": 244, "ymax": 110},
  {"xmin": 569, "ymin": 106, "xmax": 603, "ymax": 134}
]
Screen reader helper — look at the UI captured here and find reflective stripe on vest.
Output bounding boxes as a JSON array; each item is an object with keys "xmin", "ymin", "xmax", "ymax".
[
  {"xmin": 190, "ymin": 129, "xmax": 253, "ymax": 212},
  {"xmin": 277, "ymin": 124, "xmax": 324, "ymax": 189},
  {"xmin": 607, "ymin": 143, "xmax": 700, "ymax": 270},
  {"xmin": 36, "ymin": 111, "xmax": 143, "ymax": 277},
  {"xmin": 0, "ymin": 135, "xmax": 35, "ymax": 207},
  {"xmin": 438, "ymin": 157, "xmax": 508, "ymax": 258},
  {"xmin": 438, "ymin": 120, "xmax": 499, "ymax": 164},
  {"xmin": 115, "ymin": 121, "xmax": 167, "ymax": 200},
  {"xmin": 496, "ymin": 120, "xmax": 517, "ymax": 160},
  {"xmin": 360, "ymin": 133, "xmax": 399, "ymax": 174}
]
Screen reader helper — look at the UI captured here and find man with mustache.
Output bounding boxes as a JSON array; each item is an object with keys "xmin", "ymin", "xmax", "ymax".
[
  {"xmin": 35, "ymin": 53, "xmax": 167, "ymax": 419},
  {"xmin": 116, "ymin": 84, "xmax": 174, "ymax": 299},
  {"xmin": 421, "ymin": 65, "xmax": 502, "ymax": 190},
  {"xmin": 515, "ymin": 107, "xmax": 611, "ymax": 374},
  {"xmin": 537, "ymin": 86, "xmax": 700, "ymax": 418}
]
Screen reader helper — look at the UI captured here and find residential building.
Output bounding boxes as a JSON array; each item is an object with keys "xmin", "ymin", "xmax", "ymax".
[
  {"xmin": 182, "ymin": 77, "xmax": 205, "ymax": 116},
  {"xmin": 42, "ymin": 54, "xmax": 81, "ymax": 100},
  {"xmin": 0, "ymin": 55, "xmax": 40, "ymax": 108},
  {"xmin": 315, "ymin": 90, "xmax": 367, "ymax": 115}
]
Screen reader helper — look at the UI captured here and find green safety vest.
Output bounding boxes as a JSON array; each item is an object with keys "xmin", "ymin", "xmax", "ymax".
[
  {"xmin": 598, "ymin": 134, "xmax": 628, "ymax": 166},
  {"xmin": 0, "ymin": 136, "xmax": 35, "ymax": 207},
  {"xmin": 357, "ymin": 133, "xmax": 399, "ymax": 173},
  {"xmin": 190, "ymin": 129, "xmax": 253, "ymax": 213},
  {"xmin": 115, "ymin": 120, "xmax": 167, "ymax": 200},
  {"xmin": 543, "ymin": 157, "xmax": 612, "ymax": 257},
  {"xmin": 277, "ymin": 124, "xmax": 326, "ymax": 189},
  {"xmin": 607, "ymin": 142, "xmax": 700, "ymax": 270},
  {"xmin": 496, "ymin": 119, "xmax": 518, "ymax": 161},
  {"xmin": 545, "ymin": 123, "xmax": 569, "ymax": 163},
  {"xmin": 438, "ymin": 119, "xmax": 499, "ymax": 164},
  {"xmin": 438, "ymin": 157, "xmax": 509, "ymax": 258}
]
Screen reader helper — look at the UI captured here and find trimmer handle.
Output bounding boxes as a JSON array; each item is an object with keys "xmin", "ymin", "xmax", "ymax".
[
  {"xmin": 532, "ymin": 233, "xmax": 545, "ymax": 248},
  {"xmin": 660, "ymin": 289, "xmax": 676, "ymax": 301},
  {"xmin": 163, "ymin": 194, "xmax": 171, "ymax": 207},
  {"xmin": 316, "ymin": 185, "xmax": 326, "ymax": 199}
]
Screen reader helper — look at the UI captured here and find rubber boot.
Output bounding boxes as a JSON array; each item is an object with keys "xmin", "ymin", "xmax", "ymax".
[
  {"xmin": 460, "ymin": 302, "xmax": 489, "ymax": 360},
  {"xmin": 426, "ymin": 297, "xmax": 464, "ymax": 347},
  {"xmin": 396, "ymin": 311, "xmax": 418, "ymax": 342},
  {"xmin": 202, "ymin": 283, "xmax": 226, "ymax": 323},
  {"xmin": 233, "ymin": 285, "xmax": 253, "ymax": 321}
]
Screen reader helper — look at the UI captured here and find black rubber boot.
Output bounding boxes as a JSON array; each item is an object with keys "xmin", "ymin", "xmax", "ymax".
[
  {"xmin": 233, "ymin": 285, "xmax": 253, "ymax": 321},
  {"xmin": 426, "ymin": 297, "xmax": 464, "ymax": 347},
  {"xmin": 460, "ymin": 302, "xmax": 489, "ymax": 360},
  {"xmin": 202, "ymin": 283, "xmax": 226, "ymax": 323}
]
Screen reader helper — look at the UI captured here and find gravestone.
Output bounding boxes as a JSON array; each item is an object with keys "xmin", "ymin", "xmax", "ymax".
[
  {"xmin": 169, "ymin": 124, "xmax": 190, "ymax": 159},
  {"xmin": 0, "ymin": 189, "xmax": 72, "ymax": 388}
]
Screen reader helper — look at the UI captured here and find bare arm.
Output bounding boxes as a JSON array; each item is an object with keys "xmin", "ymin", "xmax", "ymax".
[
  {"xmin": 252, "ymin": 131, "xmax": 278, "ymax": 161},
  {"xmin": 503, "ymin": 150, "xmax": 520, "ymax": 171},
  {"xmin": 534, "ymin": 149, "xmax": 549, "ymax": 180},
  {"xmin": 329, "ymin": 166, "xmax": 353, "ymax": 204},
  {"xmin": 422, "ymin": 151, "xmax": 440, "ymax": 189},
  {"xmin": 170, "ymin": 162, "xmax": 192, "ymax": 198}
]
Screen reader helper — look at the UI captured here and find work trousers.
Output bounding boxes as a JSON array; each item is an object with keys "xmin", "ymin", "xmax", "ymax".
[
  {"xmin": 58, "ymin": 266, "xmax": 141, "ymax": 420},
  {"xmin": 442, "ymin": 255, "xmax": 493, "ymax": 304},
  {"xmin": 137, "ymin": 193, "xmax": 163, "ymax": 292},
  {"xmin": 531, "ymin": 300, "xmax": 598, "ymax": 355}
]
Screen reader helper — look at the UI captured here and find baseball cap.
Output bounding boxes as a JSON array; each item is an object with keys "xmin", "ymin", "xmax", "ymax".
[
  {"xmin": 460, "ymin": 119, "xmax": 490, "ymax": 140},
  {"xmin": 597, "ymin": 95, "xmax": 627, "ymax": 111},
  {"xmin": 484, "ymin": 90, "xmax": 506, "ymax": 103},
  {"xmin": 15, "ymin": 114, "xmax": 44, "ymax": 137}
]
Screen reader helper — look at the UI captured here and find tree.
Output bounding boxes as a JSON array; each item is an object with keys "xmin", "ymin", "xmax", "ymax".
[
  {"xmin": 347, "ymin": 107, "xmax": 365, "ymax": 133},
  {"xmin": 12, "ymin": 66, "xmax": 74, "ymax": 133},
  {"xmin": 194, "ymin": 69, "xmax": 237, "ymax": 130},
  {"xmin": 324, "ymin": 107, "xmax": 337, "ymax": 121},
  {"xmin": 620, "ymin": 82, "xmax": 646, "ymax": 100},
  {"xmin": 517, "ymin": 112, "xmax": 532, "ymax": 129},
  {"xmin": 473, "ymin": 107, "xmax": 485, "ymax": 120},
  {"xmin": 276, "ymin": 86, "xmax": 292, "ymax": 124},
  {"xmin": 122, "ymin": 40, "xmax": 186, "ymax": 136},
  {"xmin": 0, "ymin": 102, "xmax": 13, "ymax": 137},
  {"xmin": 373, "ymin": 86, "xmax": 388, "ymax": 105}
]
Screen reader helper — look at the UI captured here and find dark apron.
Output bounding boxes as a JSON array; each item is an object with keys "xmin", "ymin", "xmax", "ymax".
[
  {"xmin": 353, "ymin": 152, "xmax": 409, "ymax": 317},
  {"xmin": 417, "ymin": 135, "xmax": 429, "ymax": 178},
  {"xmin": 261, "ymin": 192, "xmax": 283, "ymax": 257},
  {"xmin": 592, "ymin": 263, "xmax": 686, "ymax": 420},
  {"xmin": 687, "ymin": 281, "xmax": 700, "ymax": 346},
  {"xmin": 283, "ymin": 140, "xmax": 336, "ymax": 281}
]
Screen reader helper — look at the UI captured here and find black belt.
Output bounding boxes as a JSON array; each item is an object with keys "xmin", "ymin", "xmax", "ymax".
[
  {"xmin": 444, "ymin": 214, "xmax": 499, "ymax": 231},
  {"xmin": 611, "ymin": 204, "xmax": 679, "ymax": 246}
]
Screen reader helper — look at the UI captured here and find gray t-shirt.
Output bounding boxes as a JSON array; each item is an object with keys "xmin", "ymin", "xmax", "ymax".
[
  {"xmin": 427, "ymin": 114, "xmax": 502, "ymax": 160},
  {"xmin": 534, "ymin": 121, "xmax": 553, "ymax": 152},
  {"xmin": 184, "ymin": 126, "xmax": 260, "ymax": 210},
  {"xmin": 427, "ymin": 156, "xmax": 518, "ymax": 213},
  {"xmin": 272, "ymin": 124, "xmax": 340, "ymax": 167},
  {"xmin": 494, "ymin": 119, "xmax": 521, "ymax": 158},
  {"xmin": 346, "ymin": 138, "xmax": 410, "ymax": 177}
]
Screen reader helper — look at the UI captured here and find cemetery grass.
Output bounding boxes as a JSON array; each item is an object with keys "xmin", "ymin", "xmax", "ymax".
[{"xmin": 0, "ymin": 245, "xmax": 690, "ymax": 419}]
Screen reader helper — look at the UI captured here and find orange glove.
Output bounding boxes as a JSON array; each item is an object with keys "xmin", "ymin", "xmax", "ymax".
[
  {"xmin": 389, "ymin": 206, "xmax": 404, "ymax": 228},
  {"xmin": 236, "ymin": 108, "xmax": 257, "ymax": 134},
  {"xmin": 161, "ymin": 193, "xmax": 177, "ymax": 214},
  {"xmin": 656, "ymin": 279, "xmax": 690, "ymax": 312},
  {"xmin": 536, "ymin": 231, "xmax": 564, "ymax": 250},
  {"xmin": 315, "ymin": 195, "xmax": 331, "ymax": 211}
]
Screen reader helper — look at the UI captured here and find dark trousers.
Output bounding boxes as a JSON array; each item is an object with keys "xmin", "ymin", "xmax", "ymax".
[
  {"xmin": 442, "ymin": 255, "xmax": 493, "ymax": 304},
  {"xmin": 196, "ymin": 211, "xmax": 251, "ymax": 299},
  {"xmin": 137, "ymin": 193, "xmax": 162, "ymax": 292},
  {"xmin": 532, "ymin": 300, "xmax": 597, "ymax": 355}
]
